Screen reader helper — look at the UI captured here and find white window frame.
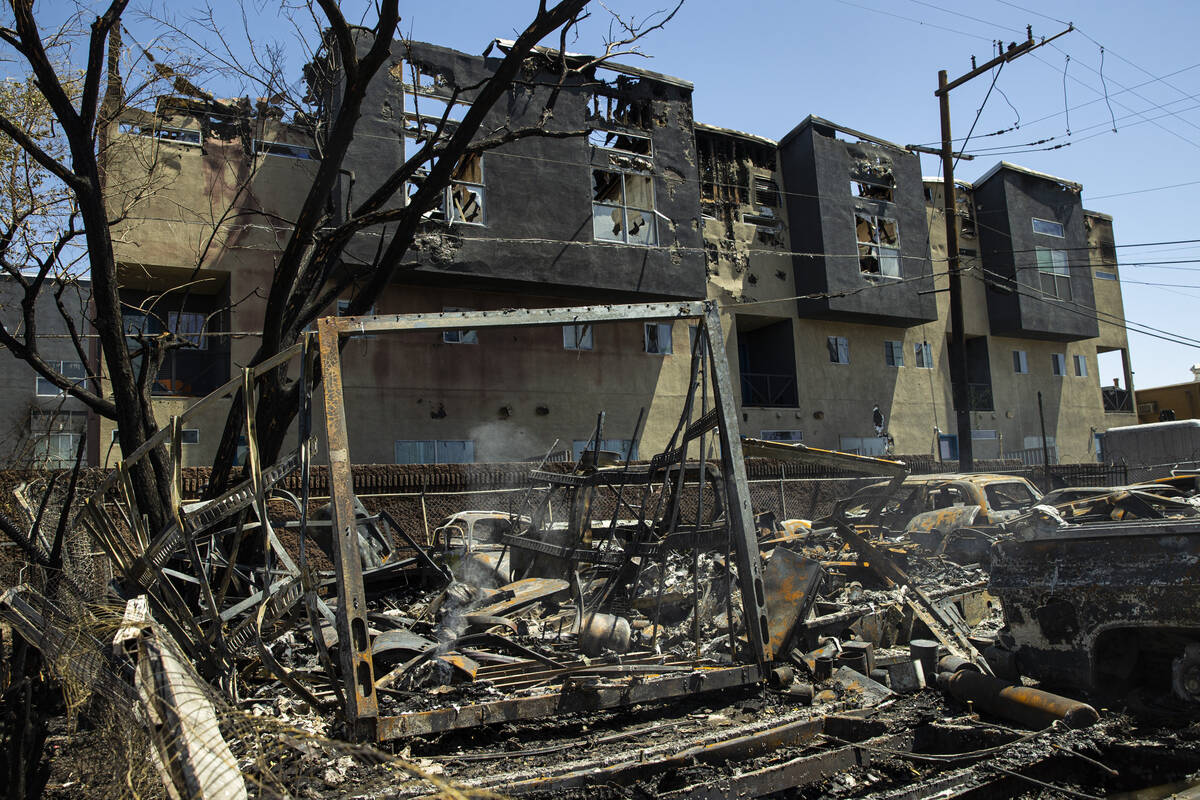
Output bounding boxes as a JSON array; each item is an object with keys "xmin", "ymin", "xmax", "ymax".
[
  {"xmin": 394, "ymin": 439, "xmax": 475, "ymax": 464},
  {"xmin": 828, "ymin": 336, "xmax": 850, "ymax": 365},
  {"xmin": 1032, "ymin": 217, "xmax": 1065, "ymax": 237},
  {"xmin": 1012, "ymin": 350, "xmax": 1029, "ymax": 374},
  {"xmin": 35, "ymin": 360, "xmax": 85, "ymax": 397},
  {"xmin": 884, "ymin": 340, "xmax": 904, "ymax": 367},
  {"xmin": 563, "ymin": 324, "xmax": 593, "ymax": 351},
  {"xmin": 33, "ymin": 431, "xmax": 82, "ymax": 468},
  {"xmin": 1036, "ymin": 247, "xmax": 1072, "ymax": 300},
  {"xmin": 914, "ymin": 341, "xmax": 933, "ymax": 369},
  {"xmin": 1051, "ymin": 352, "xmax": 1066, "ymax": 377},
  {"xmin": 644, "ymin": 322, "xmax": 672, "ymax": 355},
  {"xmin": 592, "ymin": 169, "xmax": 658, "ymax": 246},
  {"xmin": 1073, "ymin": 354, "xmax": 1088, "ymax": 377},
  {"xmin": 253, "ymin": 139, "xmax": 318, "ymax": 160},
  {"xmin": 855, "ymin": 213, "xmax": 900, "ymax": 278},
  {"xmin": 442, "ymin": 307, "xmax": 478, "ymax": 344}
]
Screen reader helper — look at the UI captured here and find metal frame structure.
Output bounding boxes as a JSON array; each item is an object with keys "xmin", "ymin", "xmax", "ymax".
[{"xmin": 316, "ymin": 300, "xmax": 773, "ymax": 739}]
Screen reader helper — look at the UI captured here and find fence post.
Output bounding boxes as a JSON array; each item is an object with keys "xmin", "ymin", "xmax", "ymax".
[
  {"xmin": 778, "ymin": 463, "xmax": 788, "ymax": 519},
  {"xmin": 420, "ymin": 475, "xmax": 430, "ymax": 546}
]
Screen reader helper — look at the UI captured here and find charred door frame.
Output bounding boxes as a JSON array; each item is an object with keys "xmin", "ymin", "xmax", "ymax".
[{"xmin": 315, "ymin": 300, "xmax": 773, "ymax": 740}]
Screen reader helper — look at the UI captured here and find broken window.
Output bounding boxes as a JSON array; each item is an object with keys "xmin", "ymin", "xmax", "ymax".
[
  {"xmin": 851, "ymin": 179, "xmax": 893, "ymax": 203},
  {"xmin": 827, "ymin": 336, "xmax": 849, "ymax": 364},
  {"xmin": 884, "ymin": 340, "xmax": 904, "ymax": 367},
  {"xmin": 644, "ymin": 322, "xmax": 672, "ymax": 354},
  {"xmin": 119, "ymin": 122, "xmax": 201, "ymax": 145},
  {"xmin": 442, "ymin": 308, "xmax": 478, "ymax": 345},
  {"xmin": 1074, "ymin": 354, "xmax": 1088, "ymax": 377},
  {"xmin": 914, "ymin": 341, "xmax": 933, "ymax": 369},
  {"xmin": 394, "ymin": 439, "xmax": 475, "ymax": 464},
  {"xmin": 586, "ymin": 91, "xmax": 651, "ymax": 130},
  {"xmin": 588, "ymin": 129, "xmax": 652, "ymax": 157},
  {"xmin": 1012, "ymin": 350, "xmax": 1029, "ymax": 374},
  {"xmin": 855, "ymin": 214, "xmax": 900, "ymax": 277},
  {"xmin": 1032, "ymin": 217, "xmax": 1065, "ymax": 237},
  {"xmin": 592, "ymin": 170, "xmax": 656, "ymax": 246},
  {"xmin": 1036, "ymin": 247, "xmax": 1071, "ymax": 300},
  {"xmin": 563, "ymin": 324, "xmax": 593, "ymax": 351},
  {"xmin": 35, "ymin": 361, "xmax": 85, "ymax": 397},
  {"xmin": 958, "ymin": 198, "xmax": 977, "ymax": 237},
  {"xmin": 403, "ymin": 140, "xmax": 485, "ymax": 225},
  {"xmin": 254, "ymin": 140, "xmax": 317, "ymax": 160},
  {"xmin": 1051, "ymin": 352, "xmax": 1066, "ymax": 377}
]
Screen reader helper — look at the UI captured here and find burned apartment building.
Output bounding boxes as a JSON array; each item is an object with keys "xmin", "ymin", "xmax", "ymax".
[
  {"xmin": 92, "ymin": 34, "xmax": 1133, "ymax": 468},
  {"xmin": 699, "ymin": 119, "xmax": 1132, "ymax": 463}
]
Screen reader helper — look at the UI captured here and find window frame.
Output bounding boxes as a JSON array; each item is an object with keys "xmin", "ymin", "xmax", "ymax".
[
  {"xmin": 884, "ymin": 339, "xmax": 905, "ymax": 367},
  {"xmin": 827, "ymin": 335, "xmax": 850, "ymax": 365},
  {"xmin": 1073, "ymin": 354, "xmax": 1088, "ymax": 377},
  {"xmin": 1032, "ymin": 217, "xmax": 1065, "ymax": 237},
  {"xmin": 1035, "ymin": 246, "xmax": 1072, "ymax": 300},
  {"xmin": 394, "ymin": 439, "xmax": 476, "ymax": 464},
  {"xmin": 854, "ymin": 213, "xmax": 901, "ymax": 278},
  {"xmin": 563, "ymin": 323, "xmax": 594, "ymax": 351},
  {"xmin": 442, "ymin": 307, "xmax": 478, "ymax": 345},
  {"xmin": 913, "ymin": 341, "xmax": 933, "ymax": 369},
  {"xmin": 1051, "ymin": 352, "xmax": 1066, "ymax": 377},
  {"xmin": 35, "ymin": 360, "xmax": 85, "ymax": 397},
  {"xmin": 591, "ymin": 168, "xmax": 658, "ymax": 247},
  {"xmin": 644, "ymin": 322, "xmax": 673, "ymax": 355},
  {"xmin": 1012, "ymin": 349, "xmax": 1029, "ymax": 374}
]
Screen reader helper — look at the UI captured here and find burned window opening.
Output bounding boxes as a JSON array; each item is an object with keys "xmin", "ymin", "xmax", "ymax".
[
  {"xmin": 404, "ymin": 148, "xmax": 485, "ymax": 225},
  {"xmin": 754, "ymin": 177, "xmax": 780, "ymax": 209},
  {"xmin": 851, "ymin": 179, "xmax": 893, "ymax": 203},
  {"xmin": 586, "ymin": 90, "xmax": 651, "ymax": 130},
  {"xmin": 588, "ymin": 128, "xmax": 652, "ymax": 157},
  {"xmin": 119, "ymin": 122, "xmax": 201, "ymax": 145},
  {"xmin": 592, "ymin": 169, "xmax": 656, "ymax": 246},
  {"xmin": 855, "ymin": 213, "xmax": 900, "ymax": 278},
  {"xmin": 254, "ymin": 140, "xmax": 318, "ymax": 160}
]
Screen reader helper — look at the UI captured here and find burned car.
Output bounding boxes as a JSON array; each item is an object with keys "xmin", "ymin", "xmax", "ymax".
[{"xmin": 833, "ymin": 473, "xmax": 1042, "ymax": 532}]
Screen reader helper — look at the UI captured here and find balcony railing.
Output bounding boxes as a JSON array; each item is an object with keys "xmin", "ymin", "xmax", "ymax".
[{"xmin": 740, "ymin": 372, "xmax": 798, "ymax": 407}]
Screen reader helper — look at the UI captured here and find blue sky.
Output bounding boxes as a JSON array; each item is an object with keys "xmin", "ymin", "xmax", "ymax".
[{"xmin": 36, "ymin": 0, "xmax": 1200, "ymax": 389}]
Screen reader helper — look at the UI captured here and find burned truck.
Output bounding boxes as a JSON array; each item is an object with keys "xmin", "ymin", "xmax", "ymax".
[{"xmin": 988, "ymin": 516, "xmax": 1200, "ymax": 707}]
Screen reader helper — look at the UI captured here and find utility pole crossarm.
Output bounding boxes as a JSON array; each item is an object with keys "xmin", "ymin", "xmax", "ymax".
[{"xmin": 936, "ymin": 25, "xmax": 1073, "ymax": 97}]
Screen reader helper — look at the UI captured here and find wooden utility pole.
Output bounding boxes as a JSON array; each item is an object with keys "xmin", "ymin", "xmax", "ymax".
[{"xmin": 936, "ymin": 25, "xmax": 1072, "ymax": 471}]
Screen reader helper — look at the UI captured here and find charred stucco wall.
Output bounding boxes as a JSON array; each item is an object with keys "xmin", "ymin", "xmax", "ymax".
[
  {"xmin": 974, "ymin": 167, "xmax": 1099, "ymax": 341},
  {"xmin": 328, "ymin": 37, "xmax": 705, "ymax": 301},
  {"xmin": 777, "ymin": 120, "xmax": 935, "ymax": 326}
]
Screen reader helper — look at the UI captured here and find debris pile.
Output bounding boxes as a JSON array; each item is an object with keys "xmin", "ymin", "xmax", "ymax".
[{"xmin": 2, "ymin": 303, "xmax": 1199, "ymax": 798}]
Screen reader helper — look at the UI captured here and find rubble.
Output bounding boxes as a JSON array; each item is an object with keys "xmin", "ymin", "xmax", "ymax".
[{"xmin": 2, "ymin": 301, "xmax": 1200, "ymax": 798}]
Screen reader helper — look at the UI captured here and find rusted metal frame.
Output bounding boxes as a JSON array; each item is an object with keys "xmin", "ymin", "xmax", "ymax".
[
  {"xmin": 297, "ymin": 336, "xmax": 344, "ymax": 706},
  {"xmin": 316, "ymin": 316, "xmax": 378, "ymax": 741},
  {"xmin": 703, "ymin": 301, "xmax": 772, "ymax": 665},
  {"xmin": 659, "ymin": 730, "xmax": 916, "ymax": 800},
  {"xmin": 376, "ymin": 663, "xmax": 761, "ymax": 740},
  {"xmin": 836, "ymin": 521, "xmax": 990, "ymax": 673}
]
